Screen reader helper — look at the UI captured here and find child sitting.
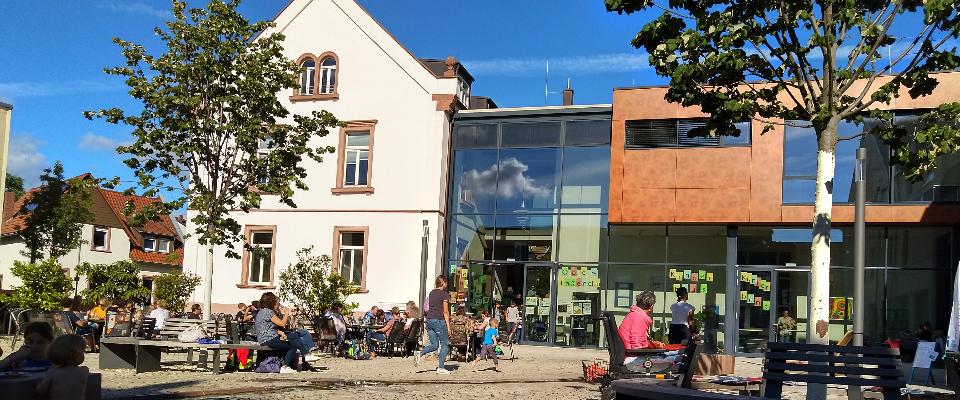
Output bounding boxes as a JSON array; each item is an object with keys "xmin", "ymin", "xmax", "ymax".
[
  {"xmin": 472, "ymin": 318, "xmax": 501, "ymax": 372},
  {"xmin": 37, "ymin": 334, "xmax": 89, "ymax": 400},
  {"xmin": 0, "ymin": 321, "xmax": 54, "ymax": 371}
]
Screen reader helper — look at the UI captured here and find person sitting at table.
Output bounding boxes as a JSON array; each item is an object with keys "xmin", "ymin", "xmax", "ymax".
[
  {"xmin": 149, "ymin": 300, "xmax": 171, "ymax": 332},
  {"xmin": 0, "ymin": 322, "xmax": 54, "ymax": 372},
  {"xmin": 362, "ymin": 306, "xmax": 380, "ymax": 324},
  {"xmin": 36, "ymin": 334, "xmax": 89, "ymax": 400},
  {"xmin": 61, "ymin": 297, "xmax": 98, "ymax": 345},
  {"xmin": 187, "ymin": 303, "xmax": 202, "ymax": 319},
  {"xmin": 87, "ymin": 298, "xmax": 109, "ymax": 321},
  {"xmin": 323, "ymin": 303, "xmax": 348, "ymax": 346},
  {"xmin": 235, "ymin": 303, "xmax": 247, "ymax": 321},
  {"xmin": 366, "ymin": 309, "xmax": 409, "ymax": 357},
  {"xmin": 385, "ymin": 306, "xmax": 400, "ymax": 322},
  {"xmin": 255, "ymin": 292, "xmax": 318, "ymax": 373}
]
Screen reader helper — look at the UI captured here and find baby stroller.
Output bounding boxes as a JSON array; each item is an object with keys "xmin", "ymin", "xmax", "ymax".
[{"xmin": 527, "ymin": 319, "xmax": 548, "ymax": 342}]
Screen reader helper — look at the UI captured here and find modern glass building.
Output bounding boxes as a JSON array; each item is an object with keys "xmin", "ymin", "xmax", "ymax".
[
  {"xmin": 448, "ymin": 105, "xmax": 612, "ymax": 347},
  {"xmin": 445, "ymin": 78, "xmax": 960, "ymax": 353}
]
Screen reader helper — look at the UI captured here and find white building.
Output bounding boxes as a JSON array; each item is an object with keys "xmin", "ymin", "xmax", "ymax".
[
  {"xmin": 181, "ymin": 0, "xmax": 488, "ymax": 314},
  {"xmin": 1, "ymin": 176, "xmax": 184, "ymax": 295}
]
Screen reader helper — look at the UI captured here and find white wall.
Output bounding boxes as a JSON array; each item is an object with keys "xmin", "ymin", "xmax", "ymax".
[
  {"xmin": 182, "ymin": 0, "xmax": 457, "ymax": 313},
  {"xmin": 0, "ymin": 225, "xmax": 129, "ymax": 290}
]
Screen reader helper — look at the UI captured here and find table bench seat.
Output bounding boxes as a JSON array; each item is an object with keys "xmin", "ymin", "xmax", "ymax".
[{"xmin": 100, "ymin": 336, "xmax": 273, "ymax": 374}]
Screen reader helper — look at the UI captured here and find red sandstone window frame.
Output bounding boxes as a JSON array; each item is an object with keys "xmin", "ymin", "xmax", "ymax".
[
  {"xmin": 331, "ymin": 226, "xmax": 369, "ymax": 292},
  {"xmin": 238, "ymin": 225, "xmax": 277, "ymax": 289},
  {"xmin": 290, "ymin": 52, "xmax": 339, "ymax": 102},
  {"xmin": 332, "ymin": 120, "xmax": 376, "ymax": 195}
]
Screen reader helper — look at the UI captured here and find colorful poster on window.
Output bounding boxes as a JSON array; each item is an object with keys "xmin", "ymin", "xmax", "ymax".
[
  {"xmin": 748, "ymin": 294, "xmax": 754, "ymax": 303},
  {"xmin": 669, "ymin": 268, "xmax": 678, "ymax": 280},
  {"xmin": 750, "ymin": 275, "xmax": 758, "ymax": 285},
  {"xmin": 707, "ymin": 272, "xmax": 714, "ymax": 282},
  {"xmin": 689, "ymin": 283, "xmax": 698, "ymax": 293},
  {"xmin": 740, "ymin": 272, "xmax": 749, "ymax": 282},
  {"xmin": 698, "ymin": 270, "xmax": 706, "ymax": 280},
  {"xmin": 762, "ymin": 300, "xmax": 771, "ymax": 311},
  {"xmin": 683, "ymin": 270, "xmax": 691, "ymax": 280},
  {"xmin": 691, "ymin": 273, "xmax": 699, "ymax": 283},
  {"xmin": 754, "ymin": 296, "xmax": 762, "ymax": 307},
  {"xmin": 829, "ymin": 297, "xmax": 852, "ymax": 320},
  {"xmin": 740, "ymin": 291, "xmax": 748, "ymax": 301},
  {"xmin": 673, "ymin": 284, "xmax": 681, "ymax": 292},
  {"xmin": 700, "ymin": 284, "xmax": 707, "ymax": 294}
]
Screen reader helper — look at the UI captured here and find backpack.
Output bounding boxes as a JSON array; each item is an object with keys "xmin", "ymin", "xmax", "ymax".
[
  {"xmin": 254, "ymin": 356, "xmax": 282, "ymax": 373},
  {"xmin": 345, "ymin": 340, "xmax": 371, "ymax": 360},
  {"xmin": 225, "ymin": 348, "xmax": 253, "ymax": 372}
]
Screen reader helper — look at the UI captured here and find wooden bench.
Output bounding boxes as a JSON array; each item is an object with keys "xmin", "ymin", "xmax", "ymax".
[
  {"xmin": 610, "ymin": 341, "xmax": 907, "ymax": 400},
  {"xmin": 100, "ymin": 318, "xmax": 271, "ymax": 374}
]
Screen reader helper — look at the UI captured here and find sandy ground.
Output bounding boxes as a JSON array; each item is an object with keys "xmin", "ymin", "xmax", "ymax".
[{"xmin": 0, "ymin": 337, "xmax": 952, "ymax": 399}]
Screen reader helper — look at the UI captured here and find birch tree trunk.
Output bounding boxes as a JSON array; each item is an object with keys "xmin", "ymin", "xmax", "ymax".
[
  {"xmin": 203, "ymin": 239, "xmax": 215, "ymax": 319},
  {"xmin": 810, "ymin": 120, "xmax": 838, "ymax": 347}
]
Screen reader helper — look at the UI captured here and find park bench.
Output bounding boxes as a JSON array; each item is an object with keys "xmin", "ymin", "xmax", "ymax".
[
  {"xmin": 610, "ymin": 341, "xmax": 906, "ymax": 400},
  {"xmin": 101, "ymin": 317, "xmax": 272, "ymax": 374}
]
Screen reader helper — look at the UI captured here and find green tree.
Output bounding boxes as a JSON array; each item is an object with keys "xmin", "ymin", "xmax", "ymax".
[
  {"xmin": 607, "ymin": 0, "xmax": 960, "ymax": 352},
  {"xmin": 153, "ymin": 271, "xmax": 202, "ymax": 312},
  {"xmin": 76, "ymin": 260, "xmax": 150, "ymax": 306},
  {"xmin": 18, "ymin": 161, "xmax": 94, "ymax": 263},
  {"xmin": 3, "ymin": 259, "xmax": 74, "ymax": 311},
  {"xmin": 85, "ymin": 0, "xmax": 339, "ymax": 316},
  {"xmin": 5, "ymin": 173, "xmax": 24, "ymax": 199},
  {"xmin": 278, "ymin": 247, "xmax": 360, "ymax": 322}
]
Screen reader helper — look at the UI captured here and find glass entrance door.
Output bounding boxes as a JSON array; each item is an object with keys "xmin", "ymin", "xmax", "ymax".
[
  {"xmin": 737, "ymin": 269, "xmax": 773, "ymax": 353},
  {"xmin": 522, "ymin": 264, "xmax": 553, "ymax": 344},
  {"xmin": 774, "ymin": 270, "xmax": 809, "ymax": 344}
]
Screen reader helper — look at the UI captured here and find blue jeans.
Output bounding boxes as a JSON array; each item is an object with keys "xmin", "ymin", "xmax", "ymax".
[
  {"xmin": 262, "ymin": 329, "xmax": 316, "ymax": 368},
  {"xmin": 421, "ymin": 318, "xmax": 449, "ymax": 369}
]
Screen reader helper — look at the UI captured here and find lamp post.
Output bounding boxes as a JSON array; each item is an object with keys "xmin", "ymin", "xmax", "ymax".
[{"xmin": 848, "ymin": 147, "xmax": 867, "ymax": 400}]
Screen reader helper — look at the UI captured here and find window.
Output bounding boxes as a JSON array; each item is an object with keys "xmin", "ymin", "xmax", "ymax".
[
  {"xmin": 290, "ymin": 52, "xmax": 338, "ymax": 101},
  {"xmin": 143, "ymin": 236, "xmax": 157, "ymax": 252},
  {"xmin": 257, "ymin": 138, "xmax": 272, "ymax": 186},
  {"xmin": 453, "ymin": 124, "xmax": 498, "ymax": 149},
  {"xmin": 248, "ymin": 231, "xmax": 274, "ymax": 284},
  {"xmin": 92, "ymin": 226, "xmax": 109, "ymax": 251},
  {"xmin": 333, "ymin": 227, "xmax": 367, "ymax": 288},
  {"xmin": 344, "ymin": 133, "xmax": 370, "ymax": 186},
  {"xmin": 333, "ymin": 121, "xmax": 376, "ymax": 194},
  {"xmin": 625, "ymin": 118, "xmax": 750, "ymax": 149},
  {"xmin": 299, "ymin": 59, "xmax": 316, "ymax": 95},
  {"xmin": 319, "ymin": 57, "xmax": 337, "ymax": 95},
  {"xmin": 158, "ymin": 237, "xmax": 171, "ymax": 254}
]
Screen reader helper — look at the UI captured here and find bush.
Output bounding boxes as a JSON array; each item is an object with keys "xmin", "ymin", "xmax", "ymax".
[
  {"xmin": 76, "ymin": 260, "xmax": 150, "ymax": 306},
  {"xmin": 3, "ymin": 259, "xmax": 74, "ymax": 311},
  {"xmin": 278, "ymin": 246, "xmax": 360, "ymax": 322},
  {"xmin": 153, "ymin": 271, "xmax": 201, "ymax": 312}
]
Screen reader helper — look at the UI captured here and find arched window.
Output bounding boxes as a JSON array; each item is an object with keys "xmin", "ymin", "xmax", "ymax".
[
  {"xmin": 299, "ymin": 58, "xmax": 316, "ymax": 95},
  {"xmin": 319, "ymin": 57, "xmax": 337, "ymax": 95}
]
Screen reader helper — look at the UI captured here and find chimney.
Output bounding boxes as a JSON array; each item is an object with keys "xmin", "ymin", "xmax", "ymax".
[{"xmin": 562, "ymin": 78, "xmax": 574, "ymax": 106}]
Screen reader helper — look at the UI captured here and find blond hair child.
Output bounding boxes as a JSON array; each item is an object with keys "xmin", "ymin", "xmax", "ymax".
[{"xmin": 36, "ymin": 334, "xmax": 89, "ymax": 400}]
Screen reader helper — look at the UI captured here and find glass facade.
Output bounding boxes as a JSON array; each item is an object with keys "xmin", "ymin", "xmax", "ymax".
[
  {"xmin": 447, "ymin": 110, "xmax": 611, "ymax": 348},
  {"xmin": 784, "ymin": 113, "xmax": 960, "ymax": 204}
]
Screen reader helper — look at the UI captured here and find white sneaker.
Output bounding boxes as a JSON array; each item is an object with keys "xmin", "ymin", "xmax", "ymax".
[
  {"xmin": 305, "ymin": 353, "xmax": 324, "ymax": 362},
  {"xmin": 414, "ymin": 351, "xmax": 422, "ymax": 366},
  {"xmin": 435, "ymin": 367, "xmax": 451, "ymax": 375},
  {"xmin": 280, "ymin": 366, "xmax": 298, "ymax": 374}
]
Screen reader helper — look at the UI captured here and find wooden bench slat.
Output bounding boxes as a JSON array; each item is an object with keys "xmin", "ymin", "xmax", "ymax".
[
  {"xmin": 764, "ymin": 362, "xmax": 905, "ymax": 378},
  {"xmin": 612, "ymin": 380, "xmax": 747, "ymax": 400},
  {"xmin": 766, "ymin": 342, "xmax": 900, "ymax": 356},
  {"xmin": 764, "ymin": 351, "xmax": 901, "ymax": 367},
  {"xmin": 763, "ymin": 372, "xmax": 906, "ymax": 388}
]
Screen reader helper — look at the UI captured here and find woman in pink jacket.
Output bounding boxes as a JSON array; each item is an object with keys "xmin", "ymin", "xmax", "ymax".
[{"xmin": 618, "ymin": 290, "xmax": 677, "ymax": 367}]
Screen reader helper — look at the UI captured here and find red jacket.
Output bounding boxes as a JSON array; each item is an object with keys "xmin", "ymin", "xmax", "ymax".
[{"xmin": 618, "ymin": 305, "xmax": 653, "ymax": 350}]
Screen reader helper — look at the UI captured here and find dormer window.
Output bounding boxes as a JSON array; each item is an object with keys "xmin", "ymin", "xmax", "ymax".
[
  {"xmin": 299, "ymin": 59, "xmax": 316, "ymax": 95},
  {"xmin": 291, "ymin": 52, "xmax": 340, "ymax": 102},
  {"xmin": 457, "ymin": 78, "xmax": 471, "ymax": 106},
  {"xmin": 144, "ymin": 235, "xmax": 172, "ymax": 253}
]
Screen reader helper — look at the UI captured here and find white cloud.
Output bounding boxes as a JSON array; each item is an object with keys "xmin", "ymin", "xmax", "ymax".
[
  {"xmin": 95, "ymin": 1, "xmax": 168, "ymax": 19},
  {"xmin": 7, "ymin": 133, "xmax": 49, "ymax": 188},
  {"xmin": 461, "ymin": 158, "xmax": 552, "ymax": 199},
  {"xmin": 78, "ymin": 132, "xmax": 124, "ymax": 152},
  {"xmin": 0, "ymin": 80, "xmax": 119, "ymax": 100},
  {"xmin": 462, "ymin": 52, "xmax": 651, "ymax": 77}
]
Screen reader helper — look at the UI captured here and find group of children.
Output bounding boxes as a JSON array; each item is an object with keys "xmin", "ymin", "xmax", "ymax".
[{"xmin": 0, "ymin": 321, "xmax": 90, "ymax": 400}]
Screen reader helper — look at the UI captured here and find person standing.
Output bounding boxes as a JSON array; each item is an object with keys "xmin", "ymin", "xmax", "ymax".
[
  {"xmin": 416, "ymin": 275, "xmax": 452, "ymax": 374},
  {"xmin": 668, "ymin": 287, "xmax": 695, "ymax": 344}
]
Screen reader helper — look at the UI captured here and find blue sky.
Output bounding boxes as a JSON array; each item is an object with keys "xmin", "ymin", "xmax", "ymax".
[{"xmin": 0, "ymin": 0, "xmax": 661, "ymax": 190}]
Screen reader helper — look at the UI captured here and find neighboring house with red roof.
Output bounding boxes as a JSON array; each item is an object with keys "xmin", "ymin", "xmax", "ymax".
[{"xmin": 0, "ymin": 176, "xmax": 183, "ymax": 296}]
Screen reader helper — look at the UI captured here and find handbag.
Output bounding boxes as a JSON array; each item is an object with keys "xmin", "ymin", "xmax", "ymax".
[
  {"xmin": 178, "ymin": 324, "xmax": 208, "ymax": 343},
  {"xmin": 255, "ymin": 356, "xmax": 282, "ymax": 373}
]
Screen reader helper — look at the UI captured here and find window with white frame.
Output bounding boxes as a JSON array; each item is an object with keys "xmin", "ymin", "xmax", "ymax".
[
  {"xmin": 257, "ymin": 138, "xmax": 272, "ymax": 185},
  {"xmin": 343, "ymin": 132, "xmax": 370, "ymax": 186},
  {"xmin": 319, "ymin": 57, "xmax": 337, "ymax": 94},
  {"xmin": 143, "ymin": 235, "xmax": 171, "ymax": 253},
  {"xmin": 338, "ymin": 232, "xmax": 364, "ymax": 285},
  {"xmin": 248, "ymin": 231, "xmax": 273, "ymax": 284},
  {"xmin": 299, "ymin": 59, "xmax": 316, "ymax": 95},
  {"xmin": 92, "ymin": 226, "xmax": 109, "ymax": 251}
]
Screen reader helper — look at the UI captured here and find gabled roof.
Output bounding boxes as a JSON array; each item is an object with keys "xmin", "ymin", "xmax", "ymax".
[{"xmin": 0, "ymin": 175, "xmax": 183, "ymax": 267}]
